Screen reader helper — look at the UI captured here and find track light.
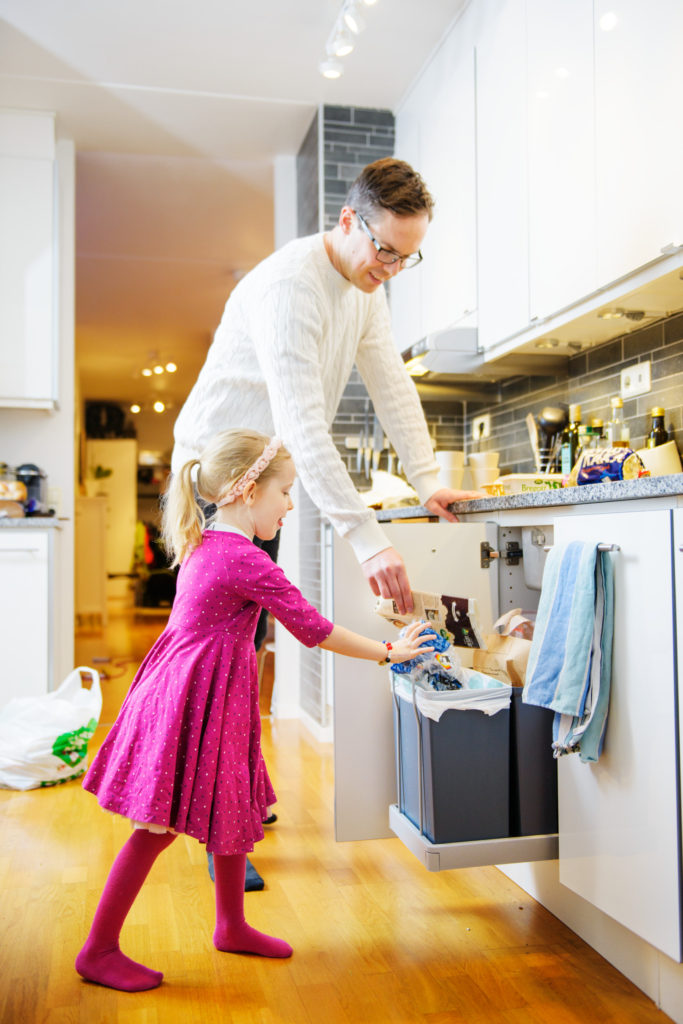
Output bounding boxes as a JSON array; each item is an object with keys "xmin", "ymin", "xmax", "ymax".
[
  {"xmin": 343, "ymin": 3, "xmax": 365, "ymax": 34},
  {"xmin": 331, "ymin": 28, "xmax": 355, "ymax": 57},
  {"xmin": 319, "ymin": 0, "xmax": 379, "ymax": 78},
  {"xmin": 320, "ymin": 57, "xmax": 344, "ymax": 79}
]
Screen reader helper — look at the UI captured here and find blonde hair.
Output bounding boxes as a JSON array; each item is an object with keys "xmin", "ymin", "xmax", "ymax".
[{"xmin": 161, "ymin": 429, "xmax": 292, "ymax": 567}]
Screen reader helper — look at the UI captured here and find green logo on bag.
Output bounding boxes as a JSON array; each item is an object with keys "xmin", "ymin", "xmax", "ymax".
[{"xmin": 51, "ymin": 717, "xmax": 98, "ymax": 767}]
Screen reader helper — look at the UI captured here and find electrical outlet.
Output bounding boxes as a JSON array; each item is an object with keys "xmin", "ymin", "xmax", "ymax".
[
  {"xmin": 620, "ymin": 361, "xmax": 651, "ymax": 398},
  {"xmin": 472, "ymin": 414, "xmax": 491, "ymax": 440}
]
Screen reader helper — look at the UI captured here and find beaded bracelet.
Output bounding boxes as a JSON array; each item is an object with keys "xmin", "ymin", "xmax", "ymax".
[{"xmin": 378, "ymin": 641, "xmax": 393, "ymax": 666}]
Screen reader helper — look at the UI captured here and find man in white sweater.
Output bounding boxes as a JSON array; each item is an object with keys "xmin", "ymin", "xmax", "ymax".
[{"xmin": 172, "ymin": 158, "xmax": 478, "ymax": 614}]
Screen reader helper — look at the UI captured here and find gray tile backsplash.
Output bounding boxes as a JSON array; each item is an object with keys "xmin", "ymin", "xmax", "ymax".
[{"xmin": 481, "ymin": 312, "xmax": 683, "ymax": 474}]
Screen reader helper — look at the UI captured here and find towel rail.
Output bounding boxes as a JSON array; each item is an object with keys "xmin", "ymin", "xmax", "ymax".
[{"xmin": 543, "ymin": 543, "xmax": 621, "ymax": 552}]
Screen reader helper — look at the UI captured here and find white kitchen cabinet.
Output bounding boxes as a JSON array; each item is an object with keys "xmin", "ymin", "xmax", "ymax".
[
  {"xmin": 554, "ymin": 509, "xmax": 681, "ymax": 961},
  {"xmin": 475, "ymin": 0, "xmax": 529, "ymax": 351},
  {"xmin": 0, "ymin": 111, "xmax": 57, "ymax": 409},
  {"xmin": 527, "ymin": 0, "xmax": 597, "ymax": 320},
  {"xmin": 675, "ymin": 509, "xmax": 683, "ymax": 896},
  {"xmin": 85, "ymin": 439, "xmax": 138, "ymax": 576},
  {"xmin": 392, "ymin": 9, "xmax": 478, "ymax": 352},
  {"xmin": 0, "ymin": 529, "xmax": 50, "ymax": 708},
  {"xmin": 594, "ymin": 0, "xmax": 683, "ymax": 287},
  {"xmin": 392, "ymin": 107, "xmax": 424, "ymax": 354}
]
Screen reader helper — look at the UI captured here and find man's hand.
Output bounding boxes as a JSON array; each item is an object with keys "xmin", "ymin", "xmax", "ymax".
[
  {"xmin": 424, "ymin": 487, "xmax": 484, "ymax": 523},
  {"xmin": 361, "ymin": 546, "xmax": 414, "ymax": 615}
]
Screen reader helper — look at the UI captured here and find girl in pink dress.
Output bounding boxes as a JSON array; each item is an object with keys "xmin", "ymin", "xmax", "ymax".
[{"xmin": 75, "ymin": 428, "xmax": 433, "ymax": 992}]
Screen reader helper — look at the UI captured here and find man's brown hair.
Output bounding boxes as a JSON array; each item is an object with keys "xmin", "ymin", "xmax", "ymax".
[{"xmin": 345, "ymin": 157, "xmax": 435, "ymax": 222}]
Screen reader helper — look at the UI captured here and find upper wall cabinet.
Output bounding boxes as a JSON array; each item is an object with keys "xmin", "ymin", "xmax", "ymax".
[
  {"xmin": 527, "ymin": 0, "xmax": 597, "ymax": 321},
  {"xmin": 475, "ymin": 0, "xmax": 529, "ymax": 351},
  {"xmin": 392, "ymin": 5, "xmax": 478, "ymax": 354},
  {"xmin": 0, "ymin": 111, "xmax": 58, "ymax": 409},
  {"xmin": 594, "ymin": 0, "xmax": 683, "ymax": 285}
]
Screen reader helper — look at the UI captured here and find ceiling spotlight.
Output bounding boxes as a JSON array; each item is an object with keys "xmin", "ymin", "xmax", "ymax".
[
  {"xmin": 130, "ymin": 404, "xmax": 141, "ymax": 414},
  {"xmin": 165, "ymin": 362, "xmax": 177, "ymax": 373},
  {"xmin": 597, "ymin": 308, "xmax": 625, "ymax": 320},
  {"xmin": 343, "ymin": 3, "xmax": 365, "ymax": 34},
  {"xmin": 153, "ymin": 401, "xmax": 165, "ymax": 413},
  {"xmin": 141, "ymin": 367, "xmax": 153, "ymax": 377},
  {"xmin": 599, "ymin": 11, "xmax": 619, "ymax": 32},
  {"xmin": 320, "ymin": 57, "xmax": 344, "ymax": 79},
  {"xmin": 331, "ymin": 29, "xmax": 355, "ymax": 57},
  {"xmin": 153, "ymin": 364, "xmax": 164, "ymax": 374}
]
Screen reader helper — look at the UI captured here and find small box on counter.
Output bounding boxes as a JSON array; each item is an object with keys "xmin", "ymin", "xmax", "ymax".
[{"xmin": 484, "ymin": 473, "xmax": 563, "ymax": 495}]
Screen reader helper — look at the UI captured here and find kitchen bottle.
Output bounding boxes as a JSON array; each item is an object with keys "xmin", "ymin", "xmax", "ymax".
[
  {"xmin": 589, "ymin": 419, "xmax": 605, "ymax": 448},
  {"xmin": 560, "ymin": 404, "xmax": 581, "ymax": 475},
  {"xmin": 606, "ymin": 397, "xmax": 630, "ymax": 447},
  {"xmin": 647, "ymin": 407, "xmax": 668, "ymax": 448}
]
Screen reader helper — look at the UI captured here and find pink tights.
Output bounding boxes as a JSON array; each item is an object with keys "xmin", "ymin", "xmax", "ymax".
[{"xmin": 75, "ymin": 830, "xmax": 291, "ymax": 993}]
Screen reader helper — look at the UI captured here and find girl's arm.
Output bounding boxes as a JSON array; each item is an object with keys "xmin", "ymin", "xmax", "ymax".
[{"xmin": 319, "ymin": 619, "xmax": 434, "ymax": 665}]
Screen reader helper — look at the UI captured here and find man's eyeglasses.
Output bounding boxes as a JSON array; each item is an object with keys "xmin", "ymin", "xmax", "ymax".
[{"xmin": 355, "ymin": 211, "xmax": 423, "ymax": 270}]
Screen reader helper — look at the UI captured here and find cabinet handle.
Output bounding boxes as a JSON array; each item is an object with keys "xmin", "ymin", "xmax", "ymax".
[
  {"xmin": 543, "ymin": 543, "xmax": 621, "ymax": 553},
  {"xmin": 0, "ymin": 547, "xmax": 42, "ymax": 554}
]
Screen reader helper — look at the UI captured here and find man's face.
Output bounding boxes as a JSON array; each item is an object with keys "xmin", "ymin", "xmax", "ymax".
[{"xmin": 339, "ymin": 206, "xmax": 429, "ymax": 293}]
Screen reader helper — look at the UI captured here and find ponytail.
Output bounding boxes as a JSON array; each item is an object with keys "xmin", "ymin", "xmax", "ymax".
[{"xmin": 161, "ymin": 458, "xmax": 205, "ymax": 568}]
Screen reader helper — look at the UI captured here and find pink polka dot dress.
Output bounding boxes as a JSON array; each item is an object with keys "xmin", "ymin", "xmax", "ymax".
[{"xmin": 83, "ymin": 530, "xmax": 333, "ymax": 855}]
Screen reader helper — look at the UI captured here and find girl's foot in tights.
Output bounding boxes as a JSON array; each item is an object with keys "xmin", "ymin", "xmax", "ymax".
[
  {"xmin": 75, "ymin": 829, "xmax": 176, "ymax": 991},
  {"xmin": 212, "ymin": 851, "xmax": 292, "ymax": 958}
]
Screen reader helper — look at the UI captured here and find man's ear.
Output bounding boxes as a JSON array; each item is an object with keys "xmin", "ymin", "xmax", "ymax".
[{"xmin": 338, "ymin": 206, "xmax": 356, "ymax": 235}]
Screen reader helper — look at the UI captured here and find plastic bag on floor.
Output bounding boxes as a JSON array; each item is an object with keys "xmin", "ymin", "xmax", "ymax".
[{"xmin": 0, "ymin": 666, "xmax": 102, "ymax": 790}]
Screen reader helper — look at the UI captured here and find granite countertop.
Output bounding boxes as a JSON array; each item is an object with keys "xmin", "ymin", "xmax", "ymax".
[
  {"xmin": 376, "ymin": 473, "xmax": 683, "ymax": 521},
  {"xmin": 0, "ymin": 515, "xmax": 65, "ymax": 528}
]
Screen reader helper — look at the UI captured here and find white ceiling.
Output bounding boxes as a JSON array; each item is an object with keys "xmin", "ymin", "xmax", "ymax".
[{"xmin": 0, "ymin": 0, "xmax": 466, "ymax": 413}]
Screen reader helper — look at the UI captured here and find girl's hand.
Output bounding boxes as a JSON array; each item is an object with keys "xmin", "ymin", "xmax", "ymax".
[{"xmin": 387, "ymin": 620, "xmax": 437, "ymax": 665}]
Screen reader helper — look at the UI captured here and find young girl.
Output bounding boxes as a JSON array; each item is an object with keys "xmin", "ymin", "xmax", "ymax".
[{"xmin": 75, "ymin": 429, "xmax": 433, "ymax": 992}]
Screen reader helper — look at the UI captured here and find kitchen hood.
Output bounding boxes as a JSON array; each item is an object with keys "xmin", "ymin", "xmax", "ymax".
[
  {"xmin": 402, "ymin": 327, "xmax": 482, "ymax": 375},
  {"xmin": 402, "ymin": 247, "xmax": 683, "ymax": 383},
  {"xmin": 402, "ymin": 326, "xmax": 569, "ymax": 382}
]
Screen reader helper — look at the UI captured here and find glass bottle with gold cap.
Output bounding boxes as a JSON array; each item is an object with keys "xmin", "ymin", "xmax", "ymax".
[
  {"xmin": 560, "ymin": 404, "xmax": 582, "ymax": 474},
  {"xmin": 606, "ymin": 396, "xmax": 630, "ymax": 447},
  {"xmin": 647, "ymin": 407, "xmax": 668, "ymax": 448}
]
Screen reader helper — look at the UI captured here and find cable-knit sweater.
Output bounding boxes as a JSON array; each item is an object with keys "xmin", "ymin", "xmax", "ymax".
[{"xmin": 172, "ymin": 233, "xmax": 440, "ymax": 562}]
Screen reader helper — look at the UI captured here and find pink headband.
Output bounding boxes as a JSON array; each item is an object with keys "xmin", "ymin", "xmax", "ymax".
[{"xmin": 215, "ymin": 437, "xmax": 282, "ymax": 508}]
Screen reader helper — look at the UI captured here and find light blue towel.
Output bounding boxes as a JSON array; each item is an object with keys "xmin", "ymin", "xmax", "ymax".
[{"xmin": 523, "ymin": 541, "xmax": 615, "ymax": 763}]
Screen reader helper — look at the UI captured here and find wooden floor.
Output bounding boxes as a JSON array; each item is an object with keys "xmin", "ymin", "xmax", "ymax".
[{"xmin": 0, "ymin": 603, "xmax": 674, "ymax": 1024}]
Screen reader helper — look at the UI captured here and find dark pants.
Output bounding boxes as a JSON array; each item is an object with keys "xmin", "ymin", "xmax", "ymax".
[{"xmin": 253, "ymin": 532, "xmax": 280, "ymax": 651}]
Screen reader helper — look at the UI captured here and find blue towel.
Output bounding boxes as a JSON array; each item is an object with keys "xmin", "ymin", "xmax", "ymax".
[{"xmin": 523, "ymin": 541, "xmax": 615, "ymax": 763}]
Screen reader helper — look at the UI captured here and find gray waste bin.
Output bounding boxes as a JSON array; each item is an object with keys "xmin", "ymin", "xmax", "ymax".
[
  {"xmin": 392, "ymin": 677, "xmax": 512, "ymax": 844},
  {"xmin": 509, "ymin": 688, "xmax": 558, "ymax": 836}
]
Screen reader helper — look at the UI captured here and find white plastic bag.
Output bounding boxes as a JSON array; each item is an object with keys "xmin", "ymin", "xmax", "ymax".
[{"xmin": 0, "ymin": 666, "xmax": 102, "ymax": 790}]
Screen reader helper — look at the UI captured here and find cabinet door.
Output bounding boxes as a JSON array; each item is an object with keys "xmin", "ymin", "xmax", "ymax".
[
  {"xmin": 0, "ymin": 156, "xmax": 56, "ymax": 405},
  {"xmin": 86, "ymin": 439, "xmax": 138, "ymax": 575},
  {"xmin": 0, "ymin": 531, "xmax": 50, "ymax": 707},
  {"xmin": 554, "ymin": 510, "xmax": 681, "ymax": 961},
  {"xmin": 476, "ymin": 0, "xmax": 529, "ymax": 351},
  {"xmin": 392, "ymin": 106, "xmax": 424, "ymax": 354},
  {"xmin": 328, "ymin": 521, "xmax": 499, "ymax": 841},
  {"xmin": 418, "ymin": 28, "xmax": 477, "ymax": 338},
  {"xmin": 595, "ymin": 0, "xmax": 683, "ymax": 285},
  {"xmin": 527, "ymin": 0, "xmax": 596, "ymax": 319}
]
